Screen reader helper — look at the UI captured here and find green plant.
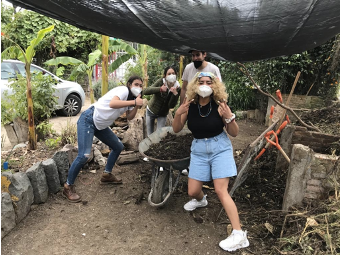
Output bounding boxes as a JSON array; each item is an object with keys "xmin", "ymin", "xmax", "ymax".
[
  {"xmin": 60, "ymin": 119, "xmax": 77, "ymax": 146},
  {"xmin": 1, "ymin": 135, "xmax": 6, "ymax": 150},
  {"xmin": 45, "ymin": 137, "xmax": 61, "ymax": 149},
  {"xmin": 217, "ymin": 61, "xmax": 256, "ymax": 111},
  {"xmin": 1, "ymin": 4, "xmax": 100, "ymax": 66},
  {"xmin": 1, "ymin": 73, "xmax": 57, "ymax": 125},
  {"xmin": 92, "ymin": 79, "xmax": 121, "ymax": 100},
  {"xmin": 36, "ymin": 121, "xmax": 56, "ymax": 140},
  {"xmin": 1, "ymin": 24, "xmax": 55, "ymax": 150},
  {"xmin": 1, "ymin": 98, "xmax": 13, "ymax": 126}
]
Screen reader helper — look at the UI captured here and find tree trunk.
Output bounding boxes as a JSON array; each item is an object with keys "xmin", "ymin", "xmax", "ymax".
[{"xmin": 26, "ymin": 68, "xmax": 37, "ymax": 150}]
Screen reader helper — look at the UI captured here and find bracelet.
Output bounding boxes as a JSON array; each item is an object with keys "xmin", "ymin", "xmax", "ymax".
[
  {"xmin": 225, "ymin": 113, "xmax": 236, "ymax": 124},
  {"xmin": 134, "ymin": 99, "xmax": 136, "ymax": 107}
]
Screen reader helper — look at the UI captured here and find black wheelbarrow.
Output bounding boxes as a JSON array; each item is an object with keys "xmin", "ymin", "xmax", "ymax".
[{"xmin": 138, "ymin": 126, "xmax": 191, "ymax": 207}]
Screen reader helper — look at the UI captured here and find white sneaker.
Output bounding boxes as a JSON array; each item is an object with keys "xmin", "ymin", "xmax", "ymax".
[
  {"xmin": 181, "ymin": 169, "xmax": 188, "ymax": 176},
  {"xmin": 183, "ymin": 195, "xmax": 208, "ymax": 211},
  {"xmin": 219, "ymin": 230, "xmax": 249, "ymax": 252}
]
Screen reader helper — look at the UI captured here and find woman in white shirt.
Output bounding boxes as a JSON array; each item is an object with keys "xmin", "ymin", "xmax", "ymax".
[{"xmin": 63, "ymin": 75, "xmax": 144, "ymax": 202}]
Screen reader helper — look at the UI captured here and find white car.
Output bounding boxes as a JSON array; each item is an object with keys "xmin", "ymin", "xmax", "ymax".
[{"xmin": 1, "ymin": 59, "xmax": 86, "ymax": 116}]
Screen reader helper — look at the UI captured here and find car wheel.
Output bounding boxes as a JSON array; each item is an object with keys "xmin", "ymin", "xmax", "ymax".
[{"xmin": 61, "ymin": 94, "xmax": 82, "ymax": 116}]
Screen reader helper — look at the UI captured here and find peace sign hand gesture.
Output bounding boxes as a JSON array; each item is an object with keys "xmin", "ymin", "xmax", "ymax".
[
  {"xmin": 176, "ymin": 98, "xmax": 194, "ymax": 116},
  {"xmin": 217, "ymin": 99, "xmax": 233, "ymax": 119}
]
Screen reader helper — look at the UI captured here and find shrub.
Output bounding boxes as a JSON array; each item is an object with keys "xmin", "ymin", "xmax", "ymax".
[
  {"xmin": 92, "ymin": 79, "xmax": 121, "ymax": 100},
  {"xmin": 60, "ymin": 118, "xmax": 77, "ymax": 146},
  {"xmin": 45, "ymin": 137, "xmax": 61, "ymax": 149},
  {"xmin": 36, "ymin": 121, "xmax": 56, "ymax": 141},
  {"xmin": 1, "ymin": 73, "xmax": 57, "ymax": 125}
]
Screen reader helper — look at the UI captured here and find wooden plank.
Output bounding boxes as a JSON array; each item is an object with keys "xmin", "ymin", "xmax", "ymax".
[{"xmin": 229, "ymin": 120, "xmax": 279, "ymax": 196}]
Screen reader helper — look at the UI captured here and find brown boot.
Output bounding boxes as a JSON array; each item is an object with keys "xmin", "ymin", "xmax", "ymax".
[
  {"xmin": 100, "ymin": 172, "xmax": 123, "ymax": 185},
  {"xmin": 63, "ymin": 183, "xmax": 82, "ymax": 203}
]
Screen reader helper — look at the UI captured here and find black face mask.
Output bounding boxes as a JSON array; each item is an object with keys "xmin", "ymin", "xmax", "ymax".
[{"xmin": 193, "ymin": 60, "xmax": 203, "ymax": 69}]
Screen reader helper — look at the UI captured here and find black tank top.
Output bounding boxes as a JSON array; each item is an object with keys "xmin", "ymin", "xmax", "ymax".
[{"xmin": 187, "ymin": 99, "xmax": 224, "ymax": 139}]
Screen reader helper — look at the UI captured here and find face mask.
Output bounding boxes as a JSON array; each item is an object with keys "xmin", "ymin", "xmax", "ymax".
[
  {"xmin": 194, "ymin": 60, "xmax": 203, "ymax": 69},
  {"xmin": 197, "ymin": 85, "xmax": 213, "ymax": 98},
  {"xmin": 165, "ymin": 74, "xmax": 176, "ymax": 83},
  {"xmin": 131, "ymin": 87, "xmax": 142, "ymax": 97}
]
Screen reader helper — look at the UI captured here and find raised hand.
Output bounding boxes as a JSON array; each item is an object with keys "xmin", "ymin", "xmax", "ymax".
[
  {"xmin": 160, "ymin": 84, "xmax": 168, "ymax": 93},
  {"xmin": 176, "ymin": 98, "xmax": 194, "ymax": 116},
  {"xmin": 169, "ymin": 86, "xmax": 178, "ymax": 95},
  {"xmin": 135, "ymin": 95, "xmax": 144, "ymax": 107},
  {"xmin": 217, "ymin": 99, "xmax": 233, "ymax": 119}
]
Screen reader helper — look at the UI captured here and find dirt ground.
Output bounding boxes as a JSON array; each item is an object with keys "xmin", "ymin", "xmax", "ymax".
[
  {"xmin": 1, "ymin": 119, "xmax": 272, "ymax": 255},
  {"xmin": 2, "ymin": 102, "xmax": 339, "ymax": 255}
]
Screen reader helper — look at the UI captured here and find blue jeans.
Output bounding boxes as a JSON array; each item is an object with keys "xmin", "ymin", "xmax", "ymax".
[
  {"xmin": 66, "ymin": 106, "xmax": 124, "ymax": 185},
  {"xmin": 146, "ymin": 108, "xmax": 167, "ymax": 136}
]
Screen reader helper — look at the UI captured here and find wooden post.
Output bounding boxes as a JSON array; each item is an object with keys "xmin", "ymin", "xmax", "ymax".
[
  {"xmin": 276, "ymin": 71, "xmax": 301, "ymax": 129},
  {"xmin": 179, "ymin": 55, "xmax": 184, "ymax": 86},
  {"xmin": 101, "ymin": 35, "xmax": 109, "ymax": 98}
]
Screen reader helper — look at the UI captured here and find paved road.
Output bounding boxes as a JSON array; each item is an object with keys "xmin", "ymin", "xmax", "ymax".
[{"xmin": 1, "ymin": 97, "xmax": 91, "ymax": 151}]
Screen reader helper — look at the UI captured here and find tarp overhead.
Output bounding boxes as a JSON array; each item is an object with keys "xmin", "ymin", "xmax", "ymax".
[{"xmin": 6, "ymin": 0, "xmax": 340, "ymax": 61}]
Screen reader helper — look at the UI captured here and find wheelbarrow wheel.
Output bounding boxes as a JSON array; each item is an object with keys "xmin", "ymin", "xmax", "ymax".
[{"xmin": 151, "ymin": 170, "xmax": 172, "ymax": 204}]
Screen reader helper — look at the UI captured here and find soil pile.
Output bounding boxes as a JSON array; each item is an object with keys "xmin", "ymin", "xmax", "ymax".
[
  {"xmin": 144, "ymin": 132, "xmax": 193, "ymax": 160},
  {"xmin": 299, "ymin": 101, "xmax": 340, "ymax": 136}
]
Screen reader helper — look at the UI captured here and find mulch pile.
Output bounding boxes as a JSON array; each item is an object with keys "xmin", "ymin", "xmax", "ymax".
[{"xmin": 144, "ymin": 132, "xmax": 193, "ymax": 160}]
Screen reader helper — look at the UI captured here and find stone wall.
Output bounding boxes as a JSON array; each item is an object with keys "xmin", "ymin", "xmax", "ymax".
[
  {"xmin": 282, "ymin": 144, "xmax": 339, "ymax": 211},
  {"xmin": 276, "ymin": 125, "xmax": 340, "ymax": 172},
  {"xmin": 304, "ymin": 153, "xmax": 339, "ymax": 201}
]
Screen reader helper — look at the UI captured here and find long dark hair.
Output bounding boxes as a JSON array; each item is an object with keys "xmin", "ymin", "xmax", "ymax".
[
  {"xmin": 126, "ymin": 75, "xmax": 143, "ymax": 100},
  {"xmin": 126, "ymin": 75, "xmax": 143, "ymax": 87},
  {"xmin": 163, "ymin": 66, "xmax": 177, "ymax": 77}
]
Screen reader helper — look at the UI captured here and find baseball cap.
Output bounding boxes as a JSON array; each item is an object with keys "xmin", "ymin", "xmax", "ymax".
[{"xmin": 188, "ymin": 49, "xmax": 205, "ymax": 53}]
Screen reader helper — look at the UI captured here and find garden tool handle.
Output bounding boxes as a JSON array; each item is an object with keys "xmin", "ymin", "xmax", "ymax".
[
  {"xmin": 254, "ymin": 148, "xmax": 266, "ymax": 161},
  {"xmin": 276, "ymin": 89, "xmax": 283, "ymax": 103},
  {"xmin": 265, "ymin": 130, "xmax": 290, "ymax": 163},
  {"xmin": 254, "ymin": 121, "xmax": 288, "ymax": 161},
  {"xmin": 276, "ymin": 121, "xmax": 288, "ymax": 135},
  {"xmin": 264, "ymin": 121, "xmax": 288, "ymax": 149},
  {"xmin": 270, "ymin": 105, "xmax": 274, "ymax": 119}
]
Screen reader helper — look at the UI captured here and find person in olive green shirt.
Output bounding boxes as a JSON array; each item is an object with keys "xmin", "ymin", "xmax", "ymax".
[{"xmin": 143, "ymin": 66, "xmax": 181, "ymax": 136}]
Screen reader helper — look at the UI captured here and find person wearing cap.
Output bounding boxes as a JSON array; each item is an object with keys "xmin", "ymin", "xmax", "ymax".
[
  {"xmin": 180, "ymin": 49, "xmax": 222, "ymax": 104},
  {"xmin": 172, "ymin": 72, "xmax": 249, "ymax": 252}
]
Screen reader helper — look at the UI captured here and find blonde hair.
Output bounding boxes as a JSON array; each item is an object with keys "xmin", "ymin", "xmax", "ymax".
[{"xmin": 186, "ymin": 73, "xmax": 228, "ymax": 104}]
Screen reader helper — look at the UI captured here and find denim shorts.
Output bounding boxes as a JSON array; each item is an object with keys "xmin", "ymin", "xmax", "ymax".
[{"xmin": 188, "ymin": 132, "xmax": 237, "ymax": 182}]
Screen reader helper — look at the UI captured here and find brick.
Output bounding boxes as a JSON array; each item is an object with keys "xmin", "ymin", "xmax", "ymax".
[
  {"xmin": 312, "ymin": 172, "xmax": 327, "ymax": 179},
  {"xmin": 304, "ymin": 192, "xmax": 319, "ymax": 199},
  {"xmin": 306, "ymin": 185, "xmax": 324, "ymax": 193},
  {"xmin": 307, "ymin": 179, "xmax": 322, "ymax": 186}
]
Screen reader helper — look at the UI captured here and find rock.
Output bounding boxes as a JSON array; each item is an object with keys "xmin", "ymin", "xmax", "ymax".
[
  {"xmin": 26, "ymin": 162, "xmax": 49, "ymax": 204},
  {"xmin": 1, "ymin": 192, "xmax": 16, "ymax": 239},
  {"xmin": 53, "ymin": 149, "xmax": 71, "ymax": 186},
  {"xmin": 41, "ymin": 159, "xmax": 61, "ymax": 194}
]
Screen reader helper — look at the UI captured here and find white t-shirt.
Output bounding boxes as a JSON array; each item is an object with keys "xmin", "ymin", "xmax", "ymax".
[
  {"xmin": 182, "ymin": 62, "xmax": 222, "ymax": 83},
  {"xmin": 93, "ymin": 86, "xmax": 133, "ymax": 130}
]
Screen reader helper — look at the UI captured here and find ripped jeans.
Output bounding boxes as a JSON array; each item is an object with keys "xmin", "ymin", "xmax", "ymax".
[{"xmin": 66, "ymin": 106, "xmax": 124, "ymax": 185}]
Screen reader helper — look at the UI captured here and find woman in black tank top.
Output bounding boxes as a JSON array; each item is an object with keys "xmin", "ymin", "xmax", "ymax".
[{"xmin": 172, "ymin": 72, "xmax": 249, "ymax": 252}]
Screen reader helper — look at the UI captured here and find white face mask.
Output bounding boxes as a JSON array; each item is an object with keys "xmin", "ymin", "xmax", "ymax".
[
  {"xmin": 131, "ymin": 87, "xmax": 142, "ymax": 97},
  {"xmin": 165, "ymin": 74, "xmax": 176, "ymax": 83},
  {"xmin": 197, "ymin": 85, "xmax": 213, "ymax": 98}
]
